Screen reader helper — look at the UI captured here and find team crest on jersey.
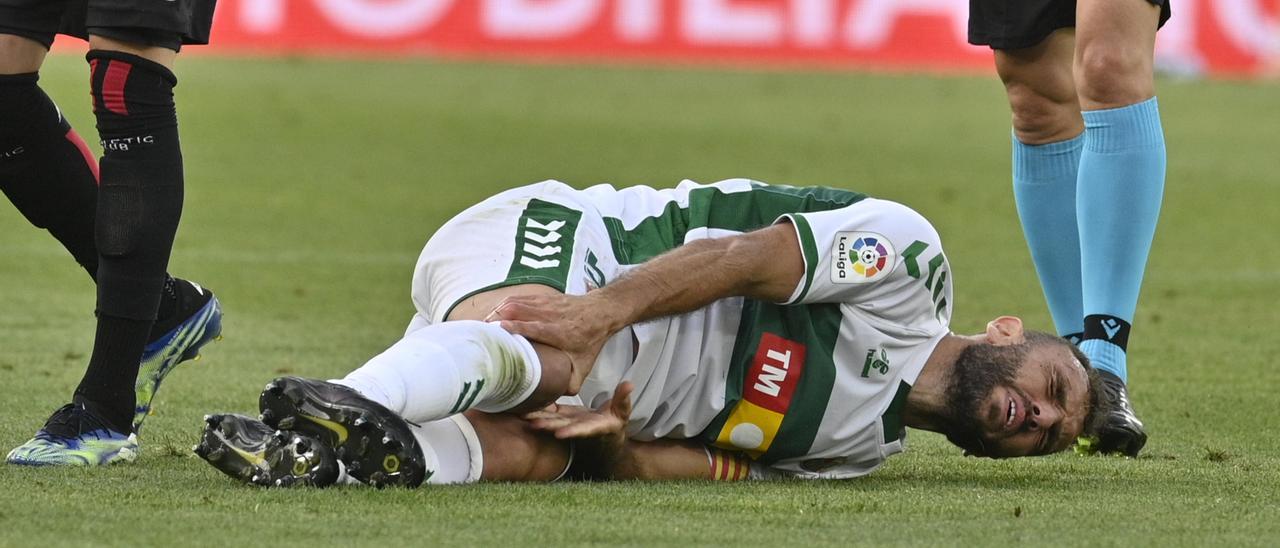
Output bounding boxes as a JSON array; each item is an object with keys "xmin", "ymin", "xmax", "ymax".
[
  {"xmin": 832, "ymin": 232, "xmax": 895, "ymax": 284},
  {"xmin": 861, "ymin": 348, "xmax": 890, "ymax": 378}
]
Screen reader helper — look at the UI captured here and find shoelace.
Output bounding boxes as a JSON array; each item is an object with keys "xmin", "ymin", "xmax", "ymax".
[
  {"xmin": 151, "ymin": 278, "xmax": 192, "ymax": 334},
  {"xmin": 158, "ymin": 277, "xmax": 181, "ymax": 320}
]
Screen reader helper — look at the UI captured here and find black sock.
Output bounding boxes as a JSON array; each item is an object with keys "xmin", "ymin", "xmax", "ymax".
[
  {"xmin": 73, "ymin": 316, "xmax": 152, "ymax": 432},
  {"xmin": 0, "ymin": 73, "xmax": 101, "ymax": 278},
  {"xmin": 152, "ymin": 275, "xmax": 179, "ymax": 327},
  {"xmin": 0, "ymin": 72, "xmax": 182, "ymax": 339},
  {"xmin": 73, "ymin": 51, "xmax": 186, "ymax": 430}
]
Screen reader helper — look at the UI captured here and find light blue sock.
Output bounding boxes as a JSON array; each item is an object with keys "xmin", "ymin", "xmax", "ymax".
[
  {"xmin": 1012, "ymin": 132, "xmax": 1085, "ymax": 339},
  {"xmin": 1076, "ymin": 97, "xmax": 1166, "ymax": 383}
]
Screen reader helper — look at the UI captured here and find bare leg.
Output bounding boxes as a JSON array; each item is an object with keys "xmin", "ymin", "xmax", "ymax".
[
  {"xmin": 995, "ymin": 30, "xmax": 1087, "ymax": 340},
  {"xmin": 0, "ymin": 33, "xmax": 47, "ymax": 73},
  {"xmin": 464, "ymin": 410, "xmax": 572, "ymax": 481}
]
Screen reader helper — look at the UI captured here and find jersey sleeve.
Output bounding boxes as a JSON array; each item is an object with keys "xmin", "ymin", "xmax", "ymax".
[{"xmin": 776, "ymin": 199, "xmax": 951, "ymax": 321}]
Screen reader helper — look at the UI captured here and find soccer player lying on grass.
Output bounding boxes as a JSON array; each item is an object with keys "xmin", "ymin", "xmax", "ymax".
[{"xmin": 194, "ymin": 179, "xmax": 1109, "ymax": 487}]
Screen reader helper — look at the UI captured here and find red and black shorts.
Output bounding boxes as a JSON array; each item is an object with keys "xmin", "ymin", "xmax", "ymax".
[
  {"xmin": 0, "ymin": 0, "xmax": 216, "ymax": 51},
  {"xmin": 968, "ymin": 0, "xmax": 1171, "ymax": 50}
]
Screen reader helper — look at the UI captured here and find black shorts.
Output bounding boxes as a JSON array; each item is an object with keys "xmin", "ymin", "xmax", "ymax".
[
  {"xmin": 968, "ymin": 0, "xmax": 1171, "ymax": 50},
  {"xmin": 0, "ymin": 0, "xmax": 216, "ymax": 51}
]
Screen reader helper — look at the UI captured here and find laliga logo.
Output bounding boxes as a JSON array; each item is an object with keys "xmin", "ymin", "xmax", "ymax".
[
  {"xmin": 832, "ymin": 231, "xmax": 893, "ymax": 284},
  {"xmin": 852, "ymin": 236, "xmax": 888, "ymax": 278}
]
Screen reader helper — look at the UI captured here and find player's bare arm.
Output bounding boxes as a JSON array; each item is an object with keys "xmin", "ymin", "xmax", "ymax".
[
  {"xmin": 524, "ymin": 382, "xmax": 742, "ymax": 481},
  {"xmin": 469, "ymin": 381, "xmax": 738, "ymax": 482},
  {"xmin": 491, "ymin": 222, "xmax": 804, "ymax": 389},
  {"xmin": 460, "ymin": 382, "xmax": 741, "ymax": 482}
]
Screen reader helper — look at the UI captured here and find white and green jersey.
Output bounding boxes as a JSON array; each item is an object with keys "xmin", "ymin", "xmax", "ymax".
[
  {"xmin": 571, "ymin": 179, "xmax": 953, "ymax": 479},
  {"xmin": 414, "ymin": 178, "xmax": 953, "ymax": 479}
]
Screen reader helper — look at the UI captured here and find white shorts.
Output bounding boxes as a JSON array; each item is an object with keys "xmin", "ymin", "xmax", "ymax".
[
  {"xmin": 407, "ymin": 181, "xmax": 637, "ymax": 443},
  {"xmin": 408, "ymin": 180, "xmax": 620, "ymax": 326}
]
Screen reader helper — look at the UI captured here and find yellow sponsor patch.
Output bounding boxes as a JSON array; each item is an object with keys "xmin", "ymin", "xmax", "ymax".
[
  {"xmin": 714, "ymin": 399, "xmax": 785, "ymax": 458},
  {"xmin": 713, "ymin": 333, "xmax": 806, "ymax": 458}
]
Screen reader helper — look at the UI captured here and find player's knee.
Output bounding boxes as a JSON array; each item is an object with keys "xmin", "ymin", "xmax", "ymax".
[
  {"xmin": 87, "ymin": 50, "xmax": 178, "ymax": 137},
  {"xmin": 997, "ymin": 55, "xmax": 1080, "ymax": 144},
  {"xmin": 1005, "ymin": 83, "xmax": 1080, "ymax": 144},
  {"xmin": 0, "ymin": 34, "xmax": 49, "ymax": 74},
  {"xmin": 1074, "ymin": 44, "xmax": 1154, "ymax": 108}
]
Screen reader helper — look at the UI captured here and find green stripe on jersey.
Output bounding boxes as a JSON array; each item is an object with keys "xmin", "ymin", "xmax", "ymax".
[
  {"xmin": 701, "ymin": 299, "xmax": 844, "ymax": 465},
  {"xmin": 880, "ymin": 381, "xmax": 912, "ymax": 444},
  {"xmin": 505, "ymin": 198, "xmax": 583, "ymax": 291},
  {"xmin": 605, "ymin": 183, "xmax": 866, "ymax": 265},
  {"xmin": 785, "ymin": 213, "xmax": 820, "ymax": 302}
]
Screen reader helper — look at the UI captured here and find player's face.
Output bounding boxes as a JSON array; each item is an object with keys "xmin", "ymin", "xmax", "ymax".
[
  {"xmin": 972, "ymin": 343, "xmax": 1090, "ymax": 458},
  {"xmin": 942, "ymin": 320, "xmax": 1093, "ymax": 459}
]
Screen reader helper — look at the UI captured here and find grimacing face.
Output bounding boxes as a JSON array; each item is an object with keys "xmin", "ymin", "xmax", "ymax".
[{"xmin": 946, "ymin": 334, "xmax": 1092, "ymax": 458}]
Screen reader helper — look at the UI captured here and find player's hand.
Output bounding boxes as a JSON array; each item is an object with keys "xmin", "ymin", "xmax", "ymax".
[
  {"xmin": 523, "ymin": 381, "xmax": 633, "ymax": 441},
  {"xmin": 487, "ymin": 292, "xmax": 616, "ymax": 394}
]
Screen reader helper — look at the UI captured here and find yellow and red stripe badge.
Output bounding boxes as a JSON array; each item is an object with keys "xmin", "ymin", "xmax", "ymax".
[
  {"xmin": 714, "ymin": 333, "xmax": 807, "ymax": 458},
  {"xmin": 707, "ymin": 447, "xmax": 751, "ymax": 481}
]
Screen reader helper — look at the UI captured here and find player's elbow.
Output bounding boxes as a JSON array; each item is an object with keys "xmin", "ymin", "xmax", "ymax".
[{"xmin": 730, "ymin": 225, "xmax": 804, "ymax": 303}]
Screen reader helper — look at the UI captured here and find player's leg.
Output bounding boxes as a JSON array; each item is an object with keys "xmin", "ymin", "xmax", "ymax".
[
  {"xmin": 76, "ymin": 0, "xmax": 224, "ymax": 434},
  {"xmin": 6, "ymin": 0, "xmax": 221, "ymax": 466},
  {"xmin": 71, "ymin": 21, "xmax": 186, "ymax": 442},
  {"xmin": 277, "ymin": 409, "xmax": 574, "ymax": 486},
  {"xmin": 254, "ymin": 373, "xmax": 574, "ymax": 487},
  {"xmin": 1071, "ymin": 0, "xmax": 1169, "ymax": 456},
  {"xmin": 463, "ymin": 410, "xmax": 574, "ymax": 481},
  {"xmin": 85, "ymin": 15, "xmax": 224, "ymax": 433},
  {"xmin": 993, "ymin": 29, "xmax": 1088, "ymax": 342},
  {"xmin": 254, "ymin": 288, "xmax": 574, "ymax": 486},
  {"xmin": 332, "ymin": 284, "xmax": 574, "ymax": 424},
  {"xmin": 197, "ymin": 406, "xmax": 573, "ymax": 487},
  {"xmin": 250, "ymin": 184, "xmax": 600, "ymax": 483},
  {"xmin": 329, "ymin": 184, "xmax": 608, "ymax": 426},
  {"xmin": 0, "ymin": 10, "xmax": 100, "ymax": 278},
  {"xmin": 0, "ymin": 3, "xmax": 145, "ymax": 466}
]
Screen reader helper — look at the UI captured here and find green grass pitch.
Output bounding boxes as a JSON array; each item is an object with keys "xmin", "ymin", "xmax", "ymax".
[{"xmin": 1, "ymin": 54, "xmax": 1277, "ymax": 547}]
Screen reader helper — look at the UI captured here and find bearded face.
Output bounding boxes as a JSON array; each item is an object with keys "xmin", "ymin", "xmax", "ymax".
[
  {"xmin": 939, "ymin": 332, "xmax": 1097, "ymax": 459},
  {"xmin": 943, "ymin": 342, "xmax": 1023, "ymax": 456}
]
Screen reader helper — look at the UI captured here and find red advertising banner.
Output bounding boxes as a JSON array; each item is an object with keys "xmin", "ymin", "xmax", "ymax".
[{"xmin": 57, "ymin": 0, "xmax": 1280, "ymax": 77}]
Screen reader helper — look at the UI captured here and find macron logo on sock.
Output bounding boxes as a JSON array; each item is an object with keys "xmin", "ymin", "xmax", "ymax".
[
  {"xmin": 1102, "ymin": 318, "xmax": 1122, "ymax": 340},
  {"xmin": 1083, "ymin": 315, "xmax": 1131, "ymax": 351}
]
